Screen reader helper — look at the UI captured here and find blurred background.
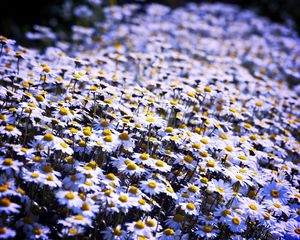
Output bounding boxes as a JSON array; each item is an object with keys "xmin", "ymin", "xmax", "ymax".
[{"xmin": 1, "ymin": 0, "xmax": 300, "ymax": 46}]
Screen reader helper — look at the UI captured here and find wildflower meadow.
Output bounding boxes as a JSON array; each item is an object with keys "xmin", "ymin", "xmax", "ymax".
[{"xmin": 0, "ymin": 2, "xmax": 299, "ymax": 240}]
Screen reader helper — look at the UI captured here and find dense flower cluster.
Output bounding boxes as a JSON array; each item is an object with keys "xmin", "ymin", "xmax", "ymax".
[{"xmin": 0, "ymin": 2, "xmax": 300, "ymax": 240}]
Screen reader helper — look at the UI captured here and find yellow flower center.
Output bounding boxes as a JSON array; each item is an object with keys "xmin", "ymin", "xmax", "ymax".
[
  {"xmin": 202, "ymin": 225, "xmax": 213, "ymax": 233},
  {"xmin": 138, "ymin": 199, "xmax": 146, "ymax": 205},
  {"xmin": 249, "ymin": 204, "xmax": 258, "ymax": 210},
  {"xmin": 146, "ymin": 219, "xmax": 156, "ymax": 227},
  {"xmin": 155, "ymin": 160, "xmax": 165, "ymax": 167},
  {"xmin": 0, "ymin": 198, "xmax": 11, "ymax": 207},
  {"xmin": 273, "ymin": 203, "xmax": 282, "ymax": 208},
  {"xmin": 31, "ymin": 172, "xmax": 39, "ymax": 178},
  {"xmin": 106, "ymin": 173, "xmax": 116, "ymax": 180},
  {"xmin": 173, "ymin": 214, "xmax": 184, "ymax": 222},
  {"xmin": 188, "ymin": 186, "xmax": 198, "ymax": 193},
  {"xmin": 59, "ymin": 107, "xmax": 69, "ymax": 115},
  {"xmin": 113, "ymin": 227, "xmax": 122, "ymax": 236},
  {"xmin": 140, "ymin": 153, "xmax": 149, "ymax": 160},
  {"xmin": 135, "ymin": 221, "xmax": 145, "ymax": 229},
  {"xmin": 164, "ymin": 228, "xmax": 175, "ymax": 236},
  {"xmin": 104, "ymin": 135, "xmax": 113, "ymax": 142},
  {"xmin": 5, "ymin": 125, "xmax": 15, "ymax": 131},
  {"xmin": 119, "ymin": 195, "xmax": 128, "ymax": 203},
  {"xmin": 232, "ymin": 217, "xmax": 241, "ymax": 225},
  {"xmin": 225, "ymin": 146, "xmax": 234, "ymax": 152},
  {"xmin": 184, "ymin": 155, "xmax": 193, "ymax": 163},
  {"xmin": 0, "ymin": 227, "xmax": 7, "ymax": 235},
  {"xmin": 271, "ymin": 190, "xmax": 280, "ymax": 198},
  {"xmin": 74, "ymin": 215, "xmax": 84, "ymax": 220},
  {"xmin": 43, "ymin": 133, "xmax": 54, "ymax": 141},
  {"xmin": 216, "ymin": 187, "xmax": 224, "ymax": 193},
  {"xmin": 81, "ymin": 202, "xmax": 91, "ymax": 211},
  {"xmin": 148, "ymin": 181, "xmax": 157, "ymax": 189},
  {"xmin": 127, "ymin": 163, "xmax": 137, "ymax": 171},
  {"xmin": 221, "ymin": 209, "xmax": 231, "ymax": 217},
  {"xmin": 187, "ymin": 203, "xmax": 195, "ymax": 210},
  {"xmin": 65, "ymin": 192, "xmax": 75, "ymax": 200},
  {"xmin": 119, "ymin": 132, "xmax": 129, "ymax": 140},
  {"xmin": 235, "ymin": 174, "xmax": 244, "ymax": 180},
  {"xmin": 34, "ymin": 228, "xmax": 43, "ymax": 235},
  {"xmin": 206, "ymin": 160, "xmax": 216, "ymax": 168},
  {"xmin": 69, "ymin": 229, "xmax": 78, "ymax": 235},
  {"xmin": 3, "ymin": 158, "xmax": 13, "ymax": 166},
  {"xmin": 60, "ymin": 142, "xmax": 68, "ymax": 148}
]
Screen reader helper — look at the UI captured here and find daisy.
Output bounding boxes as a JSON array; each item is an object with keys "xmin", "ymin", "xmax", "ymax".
[
  {"xmin": 283, "ymin": 219, "xmax": 300, "ymax": 240},
  {"xmin": 262, "ymin": 181, "xmax": 289, "ymax": 203},
  {"xmin": 195, "ymin": 224, "xmax": 219, "ymax": 239},
  {"xmin": 179, "ymin": 202, "xmax": 198, "ymax": 215},
  {"xmin": 239, "ymin": 197, "xmax": 265, "ymax": 220},
  {"xmin": 102, "ymin": 225, "xmax": 127, "ymax": 240},
  {"xmin": 126, "ymin": 220, "xmax": 152, "ymax": 239},
  {"xmin": 0, "ymin": 125, "xmax": 22, "ymax": 137},
  {"xmin": 263, "ymin": 199, "xmax": 290, "ymax": 216},
  {"xmin": 165, "ymin": 214, "xmax": 185, "ymax": 230},
  {"xmin": 0, "ymin": 227, "xmax": 16, "ymax": 239},
  {"xmin": 226, "ymin": 212, "xmax": 247, "ymax": 233},
  {"xmin": 140, "ymin": 179, "xmax": 164, "ymax": 196},
  {"xmin": 0, "ymin": 198, "xmax": 20, "ymax": 214},
  {"xmin": 56, "ymin": 190, "xmax": 83, "ymax": 209},
  {"xmin": 207, "ymin": 179, "xmax": 234, "ymax": 201},
  {"xmin": 0, "ymin": 157, "xmax": 23, "ymax": 174}
]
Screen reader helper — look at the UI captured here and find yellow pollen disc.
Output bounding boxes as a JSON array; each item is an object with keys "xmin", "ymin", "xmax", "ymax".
[
  {"xmin": 3, "ymin": 158, "xmax": 13, "ymax": 166},
  {"xmin": 106, "ymin": 173, "xmax": 116, "ymax": 180},
  {"xmin": 42, "ymin": 165, "xmax": 53, "ymax": 173},
  {"xmin": 273, "ymin": 203, "xmax": 282, "ymax": 208},
  {"xmin": 74, "ymin": 215, "xmax": 84, "ymax": 220},
  {"xmin": 104, "ymin": 135, "xmax": 113, "ymax": 142},
  {"xmin": 235, "ymin": 174, "xmax": 244, "ymax": 180},
  {"xmin": 31, "ymin": 172, "xmax": 39, "ymax": 178},
  {"xmin": 155, "ymin": 160, "xmax": 165, "ymax": 167},
  {"xmin": 59, "ymin": 107, "xmax": 69, "ymax": 115},
  {"xmin": 184, "ymin": 155, "xmax": 193, "ymax": 163},
  {"xmin": 165, "ymin": 127, "xmax": 173, "ymax": 133},
  {"xmin": 119, "ymin": 132, "xmax": 129, "ymax": 140},
  {"xmin": 187, "ymin": 203, "xmax": 195, "ymax": 210},
  {"xmin": 5, "ymin": 125, "xmax": 15, "ymax": 131},
  {"xmin": 135, "ymin": 221, "xmax": 145, "ymax": 229},
  {"xmin": 221, "ymin": 209, "xmax": 231, "ymax": 217},
  {"xmin": 34, "ymin": 228, "xmax": 43, "ymax": 235},
  {"xmin": 43, "ymin": 133, "xmax": 54, "ymax": 141},
  {"xmin": 69, "ymin": 229, "xmax": 78, "ymax": 235},
  {"xmin": 102, "ymin": 129, "xmax": 112, "ymax": 136},
  {"xmin": 219, "ymin": 133, "xmax": 228, "ymax": 139},
  {"xmin": 138, "ymin": 199, "xmax": 146, "ymax": 205},
  {"xmin": 127, "ymin": 163, "xmax": 137, "ymax": 170},
  {"xmin": 271, "ymin": 190, "xmax": 280, "ymax": 198},
  {"xmin": 201, "ymin": 177, "xmax": 208, "ymax": 184},
  {"xmin": 164, "ymin": 228, "xmax": 175, "ymax": 235},
  {"xmin": 225, "ymin": 146, "xmax": 234, "ymax": 152},
  {"xmin": 146, "ymin": 219, "xmax": 156, "ymax": 227},
  {"xmin": 216, "ymin": 187, "xmax": 224, "ymax": 193},
  {"xmin": 173, "ymin": 214, "xmax": 184, "ymax": 222},
  {"xmin": 146, "ymin": 117, "xmax": 155, "ymax": 122},
  {"xmin": 129, "ymin": 186, "xmax": 138, "ymax": 194},
  {"xmin": 81, "ymin": 202, "xmax": 91, "ymax": 211},
  {"xmin": 140, "ymin": 153, "xmax": 149, "ymax": 160},
  {"xmin": 202, "ymin": 225, "xmax": 213, "ymax": 233},
  {"xmin": 147, "ymin": 181, "xmax": 157, "ymax": 188},
  {"xmin": 188, "ymin": 186, "xmax": 198, "ymax": 193},
  {"xmin": 119, "ymin": 195, "xmax": 128, "ymax": 202},
  {"xmin": 113, "ymin": 227, "xmax": 122, "ymax": 236},
  {"xmin": 65, "ymin": 192, "xmax": 75, "ymax": 200},
  {"xmin": 206, "ymin": 160, "xmax": 216, "ymax": 167},
  {"xmin": 60, "ymin": 142, "xmax": 68, "ymax": 148},
  {"xmin": 249, "ymin": 204, "xmax": 258, "ymax": 210},
  {"xmin": 167, "ymin": 187, "xmax": 174, "ymax": 193},
  {"xmin": 232, "ymin": 217, "xmax": 241, "ymax": 225},
  {"xmin": 0, "ymin": 227, "xmax": 7, "ymax": 234},
  {"xmin": 0, "ymin": 198, "xmax": 11, "ymax": 207}
]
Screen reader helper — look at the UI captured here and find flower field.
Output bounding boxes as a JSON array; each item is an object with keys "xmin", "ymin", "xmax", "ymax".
[{"xmin": 0, "ymin": 2, "xmax": 300, "ymax": 239}]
